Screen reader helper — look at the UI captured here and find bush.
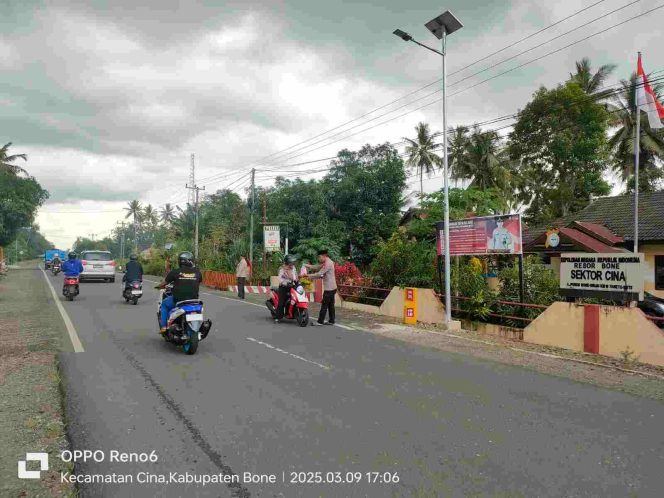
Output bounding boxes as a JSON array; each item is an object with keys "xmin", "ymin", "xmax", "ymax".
[
  {"xmin": 140, "ymin": 250, "xmax": 167, "ymax": 277},
  {"xmin": 369, "ymin": 233, "xmax": 436, "ymax": 288},
  {"xmin": 292, "ymin": 237, "xmax": 341, "ymax": 265},
  {"xmin": 451, "ymin": 262, "xmax": 495, "ymax": 320}
]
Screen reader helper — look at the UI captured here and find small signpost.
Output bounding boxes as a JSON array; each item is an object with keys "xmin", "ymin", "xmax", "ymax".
[
  {"xmin": 263, "ymin": 225, "xmax": 281, "ymax": 253},
  {"xmin": 404, "ymin": 287, "xmax": 417, "ymax": 324}
]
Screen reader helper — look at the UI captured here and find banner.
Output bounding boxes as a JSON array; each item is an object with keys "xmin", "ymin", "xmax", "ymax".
[
  {"xmin": 263, "ymin": 225, "xmax": 280, "ymax": 252},
  {"xmin": 560, "ymin": 253, "xmax": 644, "ymax": 301},
  {"xmin": 436, "ymin": 214, "xmax": 522, "ymax": 256}
]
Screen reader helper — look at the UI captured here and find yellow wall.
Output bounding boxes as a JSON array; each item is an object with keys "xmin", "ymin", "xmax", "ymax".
[
  {"xmin": 523, "ymin": 302, "xmax": 585, "ymax": 351},
  {"xmin": 643, "ymin": 243, "xmax": 664, "ymax": 299}
]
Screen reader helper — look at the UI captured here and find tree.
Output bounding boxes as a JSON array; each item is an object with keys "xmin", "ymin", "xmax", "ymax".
[
  {"xmin": 0, "ymin": 142, "xmax": 28, "ymax": 175},
  {"xmin": 448, "ymin": 125, "xmax": 470, "ymax": 187},
  {"xmin": 124, "ymin": 200, "xmax": 143, "ymax": 251},
  {"xmin": 403, "ymin": 122, "xmax": 442, "ymax": 205},
  {"xmin": 160, "ymin": 203, "xmax": 176, "ymax": 226},
  {"xmin": 0, "ymin": 170, "xmax": 49, "ymax": 246},
  {"xmin": 323, "ymin": 143, "xmax": 407, "ymax": 266},
  {"xmin": 608, "ymin": 73, "xmax": 664, "ymax": 192},
  {"xmin": 569, "ymin": 57, "xmax": 616, "ymax": 99},
  {"xmin": 508, "ymin": 81, "xmax": 611, "ymax": 224}
]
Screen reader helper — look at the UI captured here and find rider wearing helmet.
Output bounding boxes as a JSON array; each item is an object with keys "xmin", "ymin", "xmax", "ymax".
[
  {"xmin": 156, "ymin": 251, "xmax": 203, "ymax": 334},
  {"xmin": 275, "ymin": 254, "xmax": 298, "ymax": 323},
  {"xmin": 62, "ymin": 251, "xmax": 84, "ymax": 277},
  {"xmin": 123, "ymin": 254, "xmax": 144, "ymax": 286}
]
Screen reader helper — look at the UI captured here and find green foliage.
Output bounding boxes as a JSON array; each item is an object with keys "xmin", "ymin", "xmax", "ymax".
[
  {"xmin": 509, "ymin": 81, "xmax": 611, "ymax": 224},
  {"xmin": 0, "ymin": 170, "xmax": 49, "ymax": 246},
  {"xmin": 140, "ymin": 250, "xmax": 166, "ymax": 276},
  {"xmin": 370, "ymin": 232, "xmax": 436, "ymax": 288},
  {"xmin": 5, "ymin": 225, "xmax": 53, "ymax": 263},
  {"xmin": 403, "ymin": 122, "xmax": 442, "ymax": 204},
  {"xmin": 292, "ymin": 237, "xmax": 341, "ymax": 265},
  {"xmin": 451, "ymin": 262, "xmax": 495, "ymax": 320}
]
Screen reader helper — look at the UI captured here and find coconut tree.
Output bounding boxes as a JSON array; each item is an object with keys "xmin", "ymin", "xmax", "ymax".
[
  {"xmin": 124, "ymin": 200, "xmax": 143, "ymax": 252},
  {"xmin": 160, "ymin": 203, "xmax": 176, "ymax": 226},
  {"xmin": 608, "ymin": 73, "xmax": 664, "ymax": 192},
  {"xmin": 569, "ymin": 57, "xmax": 616, "ymax": 99},
  {"xmin": 448, "ymin": 125, "xmax": 470, "ymax": 187},
  {"xmin": 0, "ymin": 142, "xmax": 28, "ymax": 175},
  {"xmin": 403, "ymin": 122, "xmax": 442, "ymax": 206}
]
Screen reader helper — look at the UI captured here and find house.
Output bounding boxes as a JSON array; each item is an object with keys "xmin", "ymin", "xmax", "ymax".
[{"xmin": 523, "ymin": 191, "xmax": 664, "ymax": 299}]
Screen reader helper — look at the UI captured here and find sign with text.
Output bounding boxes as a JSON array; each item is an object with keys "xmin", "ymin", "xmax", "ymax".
[
  {"xmin": 436, "ymin": 214, "xmax": 522, "ymax": 256},
  {"xmin": 560, "ymin": 253, "xmax": 644, "ymax": 301},
  {"xmin": 263, "ymin": 225, "xmax": 280, "ymax": 252}
]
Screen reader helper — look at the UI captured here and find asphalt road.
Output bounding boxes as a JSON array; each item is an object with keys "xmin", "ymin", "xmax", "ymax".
[{"xmin": 54, "ymin": 273, "xmax": 664, "ymax": 497}]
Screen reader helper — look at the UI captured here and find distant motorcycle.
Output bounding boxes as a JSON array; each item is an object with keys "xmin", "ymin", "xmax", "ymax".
[
  {"xmin": 123, "ymin": 280, "xmax": 143, "ymax": 305},
  {"xmin": 266, "ymin": 281, "xmax": 310, "ymax": 327},
  {"xmin": 51, "ymin": 263, "xmax": 61, "ymax": 276},
  {"xmin": 63, "ymin": 276, "xmax": 79, "ymax": 301},
  {"xmin": 156, "ymin": 284, "xmax": 211, "ymax": 355}
]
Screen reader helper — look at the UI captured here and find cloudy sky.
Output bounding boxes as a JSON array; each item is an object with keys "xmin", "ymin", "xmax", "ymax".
[{"xmin": 2, "ymin": 0, "xmax": 663, "ymax": 249}]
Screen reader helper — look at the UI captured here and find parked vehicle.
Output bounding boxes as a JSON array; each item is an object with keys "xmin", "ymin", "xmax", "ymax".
[
  {"xmin": 51, "ymin": 262, "xmax": 62, "ymax": 275},
  {"xmin": 44, "ymin": 249, "xmax": 66, "ymax": 270},
  {"xmin": 156, "ymin": 284, "xmax": 211, "ymax": 355},
  {"xmin": 63, "ymin": 276, "xmax": 79, "ymax": 301},
  {"xmin": 123, "ymin": 280, "xmax": 143, "ymax": 305},
  {"xmin": 80, "ymin": 250, "xmax": 115, "ymax": 282},
  {"xmin": 638, "ymin": 292, "xmax": 664, "ymax": 328},
  {"xmin": 266, "ymin": 281, "xmax": 310, "ymax": 327}
]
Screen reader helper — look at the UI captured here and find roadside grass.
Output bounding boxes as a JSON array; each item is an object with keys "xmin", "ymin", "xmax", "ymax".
[{"xmin": 0, "ymin": 262, "xmax": 76, "ymax": 497}]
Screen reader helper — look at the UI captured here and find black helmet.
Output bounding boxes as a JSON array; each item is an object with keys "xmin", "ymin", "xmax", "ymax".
[
  {"xmin": 68, "ymin": 251, "xmax": 77, "ymax": 260},
  {"xmin": 129, "ymin": 254, "xmax": 138, "ymax": 261},
  {"xmin": 178, "ymin": 251, "xmax": 194, "ymax": 267},
  {"xmin": 284, "ymin": 254, "xmax": 297, "ymax": 265}
]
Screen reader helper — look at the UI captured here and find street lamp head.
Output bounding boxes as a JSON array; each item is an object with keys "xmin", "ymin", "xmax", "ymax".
[
  {"xmin": 425, "ymin": 10, "xmax": 463, "ymax": 39},
  {"xmin": 393, "ymin": 29, "xmax": 413, "ymax": 42}
]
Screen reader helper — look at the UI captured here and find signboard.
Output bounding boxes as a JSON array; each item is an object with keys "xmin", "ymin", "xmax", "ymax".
[
  {"xmin": 403, "ymin": 288, "xmax": 417, "ymax": 325},
  {"xmin": 560, "ymin": 253, "xmax": 644, "ymax": 301},
  {"xmin": 436, "ymin": 214, "xmax": 522, "ymax": 256},
  {"xmin": 263, "ymin": 225, "xmax": 280, "ymax": 252}
]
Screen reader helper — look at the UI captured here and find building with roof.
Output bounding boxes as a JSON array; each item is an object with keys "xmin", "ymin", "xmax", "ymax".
[{"xmin": 524, "ymin": 191, "xmax": 664, "ymax": 299}]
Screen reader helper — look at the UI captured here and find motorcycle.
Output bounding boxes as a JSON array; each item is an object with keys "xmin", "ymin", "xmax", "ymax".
[
  {"xmin": 266, "ymin": 281, "xmax": 310, "ymax": 327},
  {"xmin": 63, "ymin": 276, "xmax": 79, "ymax": 301},
  {"xmin": 123, "ymin": 280, "xmax": 143, "ymax": 305},
  {"xmin": 156, "ymin": 284, "xmax": 212, "ymax": 355},
  {"xmin": 51, "ymin": 263, "xmax": 61, "ymax": 276}
]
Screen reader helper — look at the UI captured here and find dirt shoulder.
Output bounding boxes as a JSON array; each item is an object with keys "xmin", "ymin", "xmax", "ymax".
[
  {"xmin": 0, "ymin": 262, "xmax": 76, "ymax": 497},
  {"xmin": 213, "ymin": 288, "xmax": 664, "ymax": 402}
]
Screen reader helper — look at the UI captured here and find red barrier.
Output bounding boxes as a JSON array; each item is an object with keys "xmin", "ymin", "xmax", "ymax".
[{"xmin": 203, "ymin": 271, "xmax": 236, "ymax": 290}]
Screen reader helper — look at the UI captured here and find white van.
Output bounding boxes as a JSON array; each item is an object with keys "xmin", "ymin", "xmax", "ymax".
[{"xmin": 80, "ymin": 250, "xmax": 116, "ymax": 282}]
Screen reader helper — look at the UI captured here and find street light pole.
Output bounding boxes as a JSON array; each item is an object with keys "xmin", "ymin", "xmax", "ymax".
[{"xmin": 394, "ymin": 11, "xmax": 463, "ymax": 325}]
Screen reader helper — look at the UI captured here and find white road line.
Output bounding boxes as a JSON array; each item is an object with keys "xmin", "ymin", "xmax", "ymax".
[
  {"xmin": 335, "ymin": 324, "xmax": 354, "ymax": 330},
  {"xmin": 40, "ymin": 268, "xmax": 84, "ymax": 353},
  {"xmin": 202, "ymin": 292, "xmax": 265, "ymax": 308},
  {"xmin": 246, "ymin": 337, "xmax": 330, "ymax": 370}
]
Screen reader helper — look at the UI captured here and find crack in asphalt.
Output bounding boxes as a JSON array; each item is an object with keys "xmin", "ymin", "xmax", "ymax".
[{"xmin": 90, "ymin": 308, "xmax": 251, "ymax": 498}]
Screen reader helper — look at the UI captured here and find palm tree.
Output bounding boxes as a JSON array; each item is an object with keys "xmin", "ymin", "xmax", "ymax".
[
  {"xmin": 608, "ymin": 73, "xmax": 664, "ymax": 192},
  {"xmin": 160, "ymin": 203, "xmax": 176, "ymax": 226},
  {"xmin": 452, "ymin": 126, "xmax": 509, "ymax": 190},
  {"xmin": 569, "ymin": 57, "xmax": 616, "ymax": 99},
  {"xmin": 124, "ymin": 200, "xmax": 143, "ymax": 253},
  {"xmin": 403, "ymin": 122, "xmax": 442, "ymax": 206},
  {"xmin": 0, "ymin": 142, "xmax": 28, "ymax": 175},
  {"xmin": 448, "ymin": 125, "xmax": 470, "ymax": 187},
  {"xmin": 143, "ymin": 204, "xmax": 159, "ymax": 227}
]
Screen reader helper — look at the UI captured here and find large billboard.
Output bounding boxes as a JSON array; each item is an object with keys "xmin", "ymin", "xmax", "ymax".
[
  {"xmin": 436, "ymin": 214, "xmax": 523, "ymax": 256},
  {"xmin": 263, "ymin": 225, "xmax": 281, "ymax": 252},
  {"xmin": 560, "ymin": 253, "xmax": 644, "ymax": 301}
]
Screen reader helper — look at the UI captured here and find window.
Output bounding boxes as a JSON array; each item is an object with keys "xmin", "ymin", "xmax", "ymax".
[
  {"xmin": 81, "ymin": 252, "xmax": 112, "ymax": 261},
  {"xmin": 656, "ymin": 256, "xmax": 664, "ymax": 290}
]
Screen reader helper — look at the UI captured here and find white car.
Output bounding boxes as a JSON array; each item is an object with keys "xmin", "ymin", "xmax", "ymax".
[{"xmin": 80, "ymin": 250, "xmax": 116, "ymax": 282}]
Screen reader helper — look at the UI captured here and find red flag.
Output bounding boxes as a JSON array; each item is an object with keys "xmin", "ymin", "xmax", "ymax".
[{"xmin": 636, "ymin": 53, "xmax": 664, "ymax": 129}]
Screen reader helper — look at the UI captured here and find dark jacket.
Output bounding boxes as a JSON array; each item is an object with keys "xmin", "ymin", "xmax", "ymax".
[{"xmin": 124, "ymin": 260, "xmax": 144, "ymax": 283}]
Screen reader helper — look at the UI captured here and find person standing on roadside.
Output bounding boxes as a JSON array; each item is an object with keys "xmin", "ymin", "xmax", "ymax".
[
  {"xmin": 236, "ymin": 255, "xmax": 249, "ymax": 299},
  {"xmin": 305, "ymin": 249, "xmax": 337, "ymax": 326}
]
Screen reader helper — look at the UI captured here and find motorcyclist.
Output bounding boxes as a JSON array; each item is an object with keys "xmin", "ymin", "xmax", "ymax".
[
  {"xmin": 52, "ymin": 255, "xmax": 62, "ymax": 268},
  {"xmin": 62, "ymin": 251, "xmax": 83, "ymax": 291},
  {"xmin": 122, "ymin": 254, "xmax": 143, "ymax": 288},
  {"xmin": 275, "ymin": 254, "xmax": 298, "ymax": 323},
  {"xmin": 156, "ymin": 251, "xmax": 202, "ymax": 334}
]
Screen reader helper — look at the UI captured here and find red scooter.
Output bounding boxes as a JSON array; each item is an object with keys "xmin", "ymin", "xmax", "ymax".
[
  {"xmin": 266, "ymin": 282, "xmax": 310, "ymax": 327},
  {"xmin": 63, "ymin": 276, "xmax": 79, "ymax": 301}
]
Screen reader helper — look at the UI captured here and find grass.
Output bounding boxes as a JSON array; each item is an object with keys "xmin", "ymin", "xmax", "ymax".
[{"xmin": 0, "ymin": 261, "xmax": 76, "ymax": 497}]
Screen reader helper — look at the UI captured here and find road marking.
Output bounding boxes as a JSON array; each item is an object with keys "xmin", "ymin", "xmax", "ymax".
[
  {"xmin": 202, "ymin": 292, "xmax": 265, "ymax": 308},
  {"xmin": 246, "ymin": 337, "xmax": 330, "ymax": 370},
  {"xmin": 335, "ymin": 324, "xmax": 354, "ymax": 330},
  {"xmin": 40, "ymin": 268, "xmax": 84, "ymax": 353}
]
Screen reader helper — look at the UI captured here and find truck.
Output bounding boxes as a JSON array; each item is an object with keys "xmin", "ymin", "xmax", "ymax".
[{"xmin": 44, "ymin": 249, "xmax": 67, "ymax": 269}]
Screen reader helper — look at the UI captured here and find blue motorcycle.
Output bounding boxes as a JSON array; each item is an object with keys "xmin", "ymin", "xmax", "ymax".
[{"xmin": 157, "ymin": 284, "xmax": 211, "ymax": 355}]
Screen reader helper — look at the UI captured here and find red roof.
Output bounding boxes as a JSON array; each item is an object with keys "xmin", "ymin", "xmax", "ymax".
[
  {"xmin": 572, "ymin": 222, "xmax": 623, "ymax": 245},
  {"xmin": 559, "ymin": 228, "xmax": 624, "ymax": 253}
]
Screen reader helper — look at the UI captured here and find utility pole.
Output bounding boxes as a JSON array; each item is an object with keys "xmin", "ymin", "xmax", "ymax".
[
  {"xmin": 186, "ymin": 183, "xmax": 206, "ymax": 260},
  {"xmin": 119, "ymin": 222, "xmax": 126, "ymax": 261},
  {"xmin": 262, "ymin": 191, "xmax": 267, "ymax": 273},
  {"xmin": 188, "ymin": 153, "xmax": 196, "ymax": 206},
  {"xmin": 249, "ymin": 168, "xmax": 255, "ymax": 265}
]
